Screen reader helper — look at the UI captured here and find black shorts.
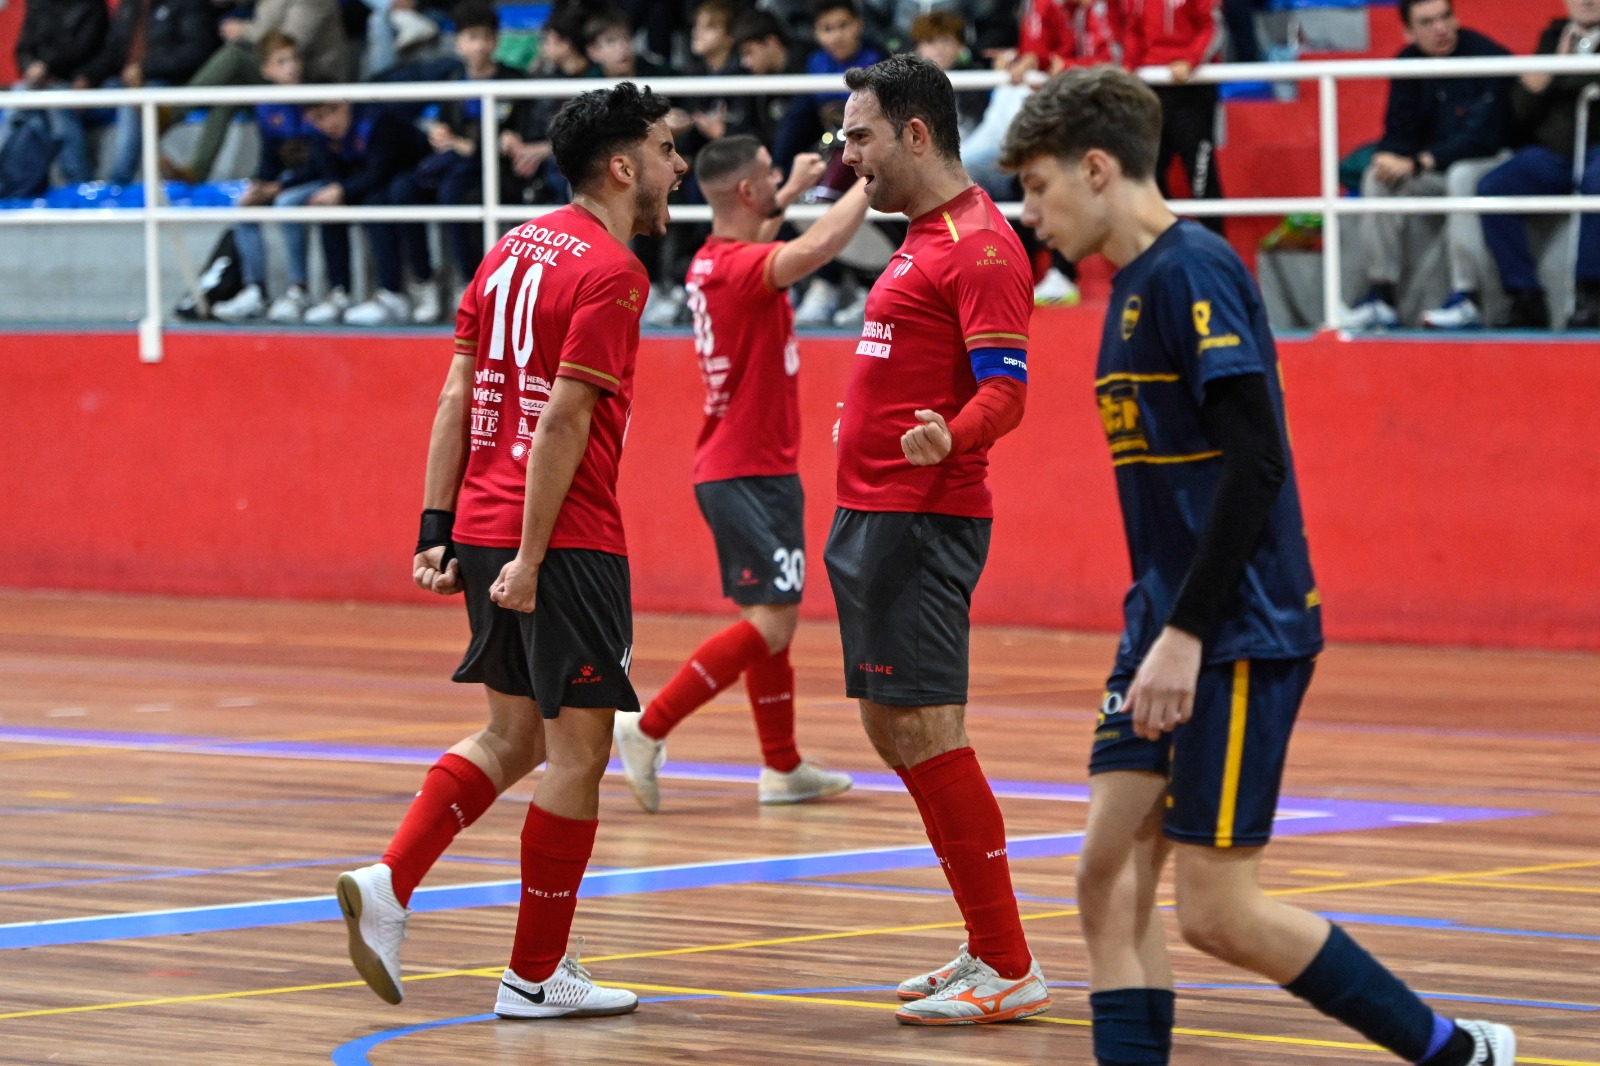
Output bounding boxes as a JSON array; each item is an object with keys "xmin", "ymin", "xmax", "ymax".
[
  {"xmin": 694, "ymin": 474, "xmax": 806, "ymax": 607},
  {"xmin": 1089, "ymin": 657, "xmax": 1316, "ymax": 848},
  {"xmin": 452, "ymin": 544, "xmax": 640, "ymax": 717},
  {"xmin": 823, "ymin": 507, "xmax": 991, "ymax": 707}
]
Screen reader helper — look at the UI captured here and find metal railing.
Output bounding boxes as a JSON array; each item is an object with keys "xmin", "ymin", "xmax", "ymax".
[{"xmin": 5, "ymin": 55, "xmax": 1600, "ymax": 359}]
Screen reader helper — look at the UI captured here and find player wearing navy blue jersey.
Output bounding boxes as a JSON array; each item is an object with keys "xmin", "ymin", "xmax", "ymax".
[{"xmin": 1001, "ymin": 67, "xmax": 1515, "ymax": 1066}]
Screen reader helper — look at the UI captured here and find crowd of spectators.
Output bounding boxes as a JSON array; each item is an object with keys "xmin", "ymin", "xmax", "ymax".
[{"xmin": 3, "ymin": 0, "xmax": 1599, "ymax": 331}]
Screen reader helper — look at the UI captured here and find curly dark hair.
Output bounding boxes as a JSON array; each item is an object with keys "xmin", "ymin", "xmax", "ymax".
[
  {"xmin": 548, "ymin": 82, "xmax": 673, "ymax": 193},
  {"xmin": 843, "ymin": 54, "xmax": 962, "ymax": 162}
]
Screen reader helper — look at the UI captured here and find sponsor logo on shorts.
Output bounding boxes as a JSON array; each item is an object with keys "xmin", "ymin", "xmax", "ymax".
[
  {"xmin": 736, "ymin": 567, "xmax": 760, "ymax": 587},
  {"xmin": 857, "ymin": 661, "xmax": 894, "ymax": 675},
  {"xmin": 572, "ymin": 664, "xmax": 604, "ymax": 685}
]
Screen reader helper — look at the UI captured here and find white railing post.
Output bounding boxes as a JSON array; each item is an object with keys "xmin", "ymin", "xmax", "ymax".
[
  {"xmin": 1318, "ymin": 74, "xmax": 1342, "ymax": 331},
  {"xmin": 138, "ymin": 100, "xmax": 163, "ymax": 363},
  {"xmin": 479, "ymin": 90, "xmax": 499, "ymax": 267}
]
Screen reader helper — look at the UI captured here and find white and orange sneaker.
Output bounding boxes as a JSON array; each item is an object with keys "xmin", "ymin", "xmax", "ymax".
[
  {"xmin": 894, "ymin": 952, "xmax": 1051, "ymax": 1025},
  {"xmin": 897, "ymin": 942, "xmax": 967, "ymax": 1000}
]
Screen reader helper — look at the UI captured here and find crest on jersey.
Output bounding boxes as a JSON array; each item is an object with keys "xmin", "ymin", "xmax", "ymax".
[
  {"xmin": 892, "ymin": 254, "xmax": 915, "ymax": 279},
  {"xmin": 1121, "ymin": 295, "xmax": 1142, "ymax": 340}
]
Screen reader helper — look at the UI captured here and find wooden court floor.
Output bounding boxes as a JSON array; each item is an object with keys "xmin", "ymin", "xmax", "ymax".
[{"xmin": 0, "ymin": 590, "xmax": 1596, "ymax": 1065}]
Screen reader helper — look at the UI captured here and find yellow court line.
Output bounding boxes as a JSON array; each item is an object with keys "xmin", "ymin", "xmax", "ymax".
[{"xmin": 1436, "ymin": 879, "xmax": 1600, "ymax": 895}]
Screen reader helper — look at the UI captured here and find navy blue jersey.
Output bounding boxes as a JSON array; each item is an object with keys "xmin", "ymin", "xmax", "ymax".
[{"xmin": 1098, "ymin": 221, "xmax": 1323, "ymax": 672}]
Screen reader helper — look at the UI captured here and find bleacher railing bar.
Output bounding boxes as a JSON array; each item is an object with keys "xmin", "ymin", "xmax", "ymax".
[{"xmin": 7, "ymin": 55, "xmax": 1600, "ymax": 360}]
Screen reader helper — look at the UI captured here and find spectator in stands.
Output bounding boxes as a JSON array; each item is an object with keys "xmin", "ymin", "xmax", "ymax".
[
  {"xmin": 1477, "ymin": 0, "xmax": 1600, "ymax": 329},
  {"xmin": 211, "ymin": 32, "xmax": 333, "ymax": 322},
  {"xmin": 7, "ymin": 0, "xmax": 109, "ymax": 186},
  {"xmin": 79, "ymin": 0, "xmax": 219, "ymax": 187},
  {"xmin": 1125, "ymin": 0, "xmax": 1227, "ymax": 235},
  {"xmin": 389, "ymin": 0, "xmax": 522, "ymax": 316},
  {"xmin": 908, "ymin": 12, "xmax": 988, "ymax": 135},
  {"xmin": 169, "ymin": 0, "xmax": 349, "ymax": 183},
  {"xmin": 794, "ymin": 0, "xmax": 886, "ymax": 325},
  {"xmin": 500, "ymin": 1, "xmax": 589, "ymax": 206},
  {"xmin": 1012, "ymin": 0, "xmax": 1124, "ymax": 75},
  {"xmin": 864, "ymin": 0, "xmax": 1016, "ymax": 53},
  {"xmin": 733, "ymin": 11, "xmax": 812, "ymax": 165},
  {"xmin": 585, "ymin": 4, "xmax": 675, "ymax": 81},
  {"xmin": 684, "ymin": 0, "xmax": 746, "ymax": 142},
  {"xmin": 1340, "ymin": 0, "xmax": 1512, "ymax": 332},
  {"xmin": 299, "ymin": 98, "xmax": 431, "ymax": 324}
]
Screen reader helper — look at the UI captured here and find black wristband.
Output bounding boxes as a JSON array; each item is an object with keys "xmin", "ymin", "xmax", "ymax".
[{"xmin": 417, "ymin": 509, "xmax": 455, "ymax": 555}]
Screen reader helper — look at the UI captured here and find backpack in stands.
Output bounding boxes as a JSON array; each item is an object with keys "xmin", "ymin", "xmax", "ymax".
[
  {"xmin": 174, "ymin": 229, "xmax": 244, "ymax": 320},
  {"xmin": 0, "ymin": 111, "xmax": 60, "ymax": 201}
]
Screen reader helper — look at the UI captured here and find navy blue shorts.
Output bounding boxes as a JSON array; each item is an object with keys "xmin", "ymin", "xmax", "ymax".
[
  {"xmin": 694, "ymin": 474, "xmax": 805, "ymax": 607},
  {"xmin": 452, "ymin": 544, "xmax": 640, "ymax": 717},
  {"xmin": 1089, "ymin": 657, "xmax": 1316, "ymax": 848}
]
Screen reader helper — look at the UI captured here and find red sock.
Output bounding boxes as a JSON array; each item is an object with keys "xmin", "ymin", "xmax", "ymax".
[
  {"xmin": 894, "ymin": 764, "xmax": 968, "ymax": 914},
  {"xmin": 508, "ymin": 802, "xmax": 598, "ymax": 983},
  {"xmin": 907, "ymin": 747, "xmax": 1031, "ymax": 980},
  {"xmin": 380, "ymin": 752, "xmax": 498, "ymax": 907},
  {"xmin": 745, "ymin": 646, "xmax": 801, "ymax": 772},
  {"xmin": 639, "ymin": 620, "xmax": 770, "ymax": 739}
]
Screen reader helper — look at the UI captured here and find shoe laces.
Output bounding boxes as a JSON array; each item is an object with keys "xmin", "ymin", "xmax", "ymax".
[
  {"xmin": 928, "ymin": 950, "xmax": 983, "ymax": 997},
  {"xmin": 559, "ymin": 936, "xmax": 593, "ymax": 984}
]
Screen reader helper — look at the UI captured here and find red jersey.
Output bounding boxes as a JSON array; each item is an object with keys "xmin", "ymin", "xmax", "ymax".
[
  {"xmin": 835, "ymin": 185, "xmax": 1031, "ymax": 518},
  {"xmin": 451, "ymin": 204, "xmax": 648, "ymax": 555},
  {"xmin": 684, "ymin": 236, "xmax": 800, "ymax": 483},
  {"xmin": 1125, "ymin": 0, "xmax": 1221, "ymax": 70},
  {"xmin": 1017, "ymin": 0, "xmax": 1124, "ymax": 68}
]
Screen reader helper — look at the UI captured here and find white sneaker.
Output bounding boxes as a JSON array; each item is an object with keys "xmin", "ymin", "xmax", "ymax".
[
  {"xmin": 344, "ymin": 289, "xmax": 410, "ymax": 325},
  {"xmin": 758, "ymin": 761, "xmax": 853, "ymax": 805},
  {"xmin": 212, "ymin": 283, "xmax": 266, "ymax": 321},
  {"xmin": 335, "ymin": 863, "xmax": 410, "ymax": 1005},
  {"xmin": 642, "ymin": 283, "xmax": 685, "ymax": 328},
  {"xmin": 613, "ymin": 712, "xmax": 665, "ymax": 813},
  {"xmin": 893, "ymin": 950, "xmax": 1051, "ymax": 1025},
  {"xmin": 495, "ymin": 942, "xmax": 638, "ymax": 1020},
  {"xmin": 303, "ymin": 286, "xmax": 351, "ymax": 325},
  {"xmin": 1339, "ymin": 293, "xmax": 1400, "ymax": 331},
  {"xmin": 793, "ymin": 278, "xmax": 839, "ymax": 326},
  {"xmin": 831, "ymin": 289, "xmax": 868, "ymax": 328},
  {"xmin": 1456, "ymin": 1019, "xmax": 1516, "ymax": 1065},
  {"xmin": 1421, "ymin": 292, "xmax": 1484, "ymax": 330},
  {"xmin": 1033, "ymin": 266, "xmax": 1080, "ymax": 306},
  {"xmin": 267, "ymin": 285, "xmax": 310, "ymax": 322},
  {"xmin": 897, "ymin": 942, "xmax": 967, "ymax": 1000},
  {"xmin": 408, "ymin": 279, "xmax": 441, "ymax": 323}
]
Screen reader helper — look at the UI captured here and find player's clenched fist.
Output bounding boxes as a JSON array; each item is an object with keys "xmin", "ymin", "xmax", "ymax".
[
  {"xmin": 490, "ymin": 556, "xmax": 540, "ymax": 613},
  {"xmin": 412, "ymin": 545, "xmax": 461, "ymax": 596},
  {"xmin": 901, "ymin": 409, "xmax": 953, "ymax": 466}
]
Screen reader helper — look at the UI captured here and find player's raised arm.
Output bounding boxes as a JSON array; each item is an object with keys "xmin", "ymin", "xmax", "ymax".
[{"xmin": 767, "ymin": 178, "xmax": 871, "ymax": 292}]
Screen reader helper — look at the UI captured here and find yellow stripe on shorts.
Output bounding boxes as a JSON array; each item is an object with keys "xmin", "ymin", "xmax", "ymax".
[{"xmin": 1215, "ymin": 660, "xmax": 1251, "ymax": 848}]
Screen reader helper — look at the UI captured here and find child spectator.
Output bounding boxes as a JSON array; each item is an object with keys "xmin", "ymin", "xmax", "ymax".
[
  {"xmin": 213, "ymin": 33, "xmax": 334, "ymax": 322},
  {"xmin": 79, "ymin": 0, "xmax": 218, "ymax": 187},
  {"xmin": 300, "ymin": 99, "xmax": 431, "ymax": 325},
  {"xmin": 908, "ymin": 11, "xmax": 988, "ymax": 134},
  {"xmin": 394, "ymin": 0, "xmax": 523, "ymax": 314},
  {"xmin": 499, "ymin": 1, "xmax": 589, "ymax": 206}
]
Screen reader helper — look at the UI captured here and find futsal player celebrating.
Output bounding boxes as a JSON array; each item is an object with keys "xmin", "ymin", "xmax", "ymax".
[
  {"xmin": 613, "ymin": 136, "xmax": 871, "ymax": 811},
  {"xmin": 336, "ymin": 82, "xmax": 687, "ymax": 1021},
  {"xmin": 824, "ymin": 54, "xmax": 1051, "ymax": 1026},
  {"xmin": 1001, "ymin": 66, "xmax": 1516, "ymax": 1065}
]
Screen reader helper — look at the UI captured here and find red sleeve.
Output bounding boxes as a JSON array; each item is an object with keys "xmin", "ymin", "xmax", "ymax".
[
  {"xmin": 947, "ymin": 376, "xmax": 1027, "ymax": 455},
  {"xmin": 1182, "ymin": 0, "xmax": 1218, "ymax": 67},
  {"xmin": 453, "ymin": 264, "xmax": 482, "ymax": 358},
  {"xmin": 1017, "ymin": 0, "xmax": 1068, "ymax": 63},
  {"xmin": 949, "ymin": 228, "xmax": 1032, "ymax": 353},
  {"xmin": 558, "ymin": 263, "xmax": 645, "ymax": 395}
]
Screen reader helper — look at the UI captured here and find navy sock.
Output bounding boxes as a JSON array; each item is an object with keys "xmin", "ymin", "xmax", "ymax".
[
  {"xmin": 1419, "ymin": 1025, "xmax": 1476, "ymax": 1066},
  {"xmin": 1090, "ymin": 987, "xmax": 1175, "ymax": 1065},
  {"xmin": 1283, "ymin": 924, "xmax": 1446, "ymax": 1061}
]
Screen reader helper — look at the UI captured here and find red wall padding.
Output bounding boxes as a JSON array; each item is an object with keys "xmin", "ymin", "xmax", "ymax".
[{"xmin": 2, "ymin": 313, "xmax": 1596, "ymax": 650}]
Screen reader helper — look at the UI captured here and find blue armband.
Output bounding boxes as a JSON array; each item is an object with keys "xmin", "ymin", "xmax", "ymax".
[{"xmin": 970, "ymin": 347, "xmax": 1028, "ymax": 384}]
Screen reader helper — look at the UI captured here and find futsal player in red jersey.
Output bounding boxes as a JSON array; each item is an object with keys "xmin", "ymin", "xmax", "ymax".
[
  {"xmin": 823, "ymin": 54, "xmax": 1051, "ymax": 1026},
  {"xmin": 335, "ymin": 82, "xmax": 687, "ymax": 1021},
  {"xmin": 613, "ymin": 135, "xmax": 871, "ymax": 812}
]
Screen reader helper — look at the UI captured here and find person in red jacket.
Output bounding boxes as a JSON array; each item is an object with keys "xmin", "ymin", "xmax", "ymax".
[
  {"xmin": 1015, "ymin": 0, "xmax": 1125, "ymax": 74},
  {"xmin": 1125, "ymin": 0, "xmax": 1227, "ymax": 234}
]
